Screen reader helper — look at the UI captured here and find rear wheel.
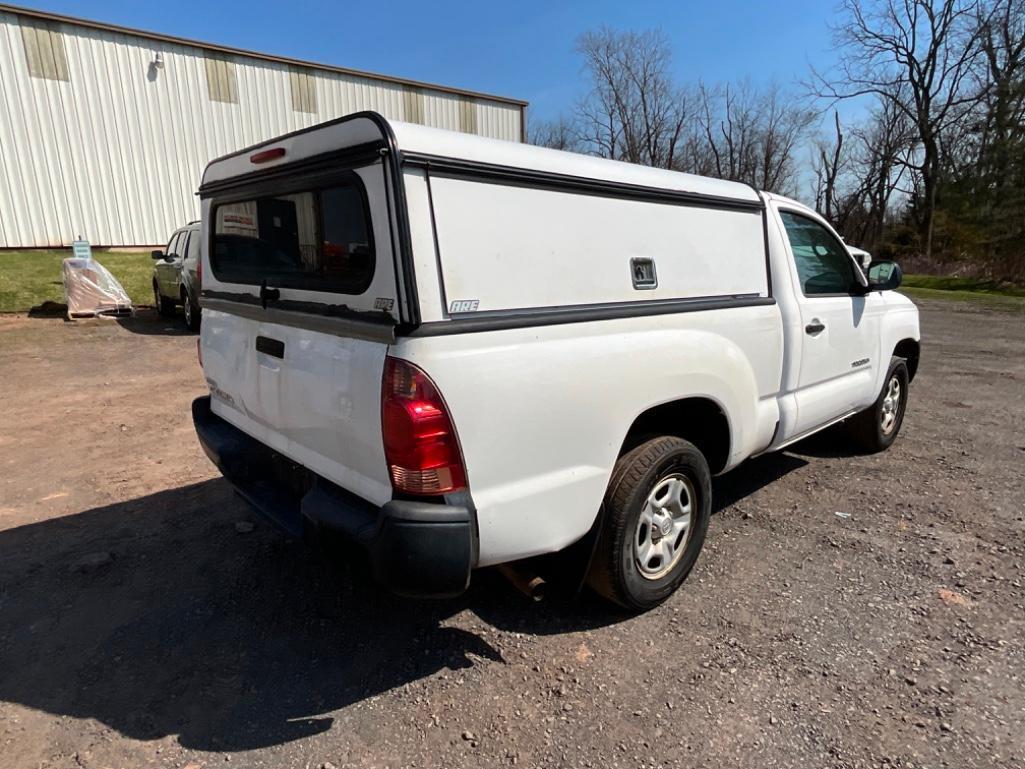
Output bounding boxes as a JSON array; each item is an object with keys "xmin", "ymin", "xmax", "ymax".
[
  {"xmin": 154, "ymin": 281, "xmax": 175, "ymax": 317},
  {"xmin": 846, "ymin": 357, "xmax": 909, "ymax": 453},
  {"xmin": 587, "ymin": 436, "xmax": 711, "ymax": 611},
  {"xmin": 182, "ymin": 287, "xmax": 200, "ymax": 331}
]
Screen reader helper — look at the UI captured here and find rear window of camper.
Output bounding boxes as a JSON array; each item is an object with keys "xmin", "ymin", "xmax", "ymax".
[{"xmin": 211, "ymin": 176, "xmax": 375, "ymax": 295}]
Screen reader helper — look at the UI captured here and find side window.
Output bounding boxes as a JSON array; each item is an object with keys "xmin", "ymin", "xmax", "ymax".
[
  {"xmin": 179, "ymin": 232, "xmax": 191, "ymax": 260},
  {"xmin": 187, "ymin": 230, "xmax": 200, "ymax": 260},
  {"xmin": 780, "ymin": 211, "xmax": 858, "ymax": 296},
  {"xmin": 167, "ymin": 232, "xmax": 183, "ymax": 258}
]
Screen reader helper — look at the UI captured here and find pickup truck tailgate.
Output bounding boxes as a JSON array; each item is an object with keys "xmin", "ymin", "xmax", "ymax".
[{"xmin": 201, "ymin": 307, "xmax": 392, "ymax": 507}]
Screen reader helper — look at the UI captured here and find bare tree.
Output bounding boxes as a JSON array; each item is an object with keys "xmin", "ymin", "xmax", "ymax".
[
  {"xmin": 860, "ymin": 98, "xmax": 914, "ymax": 247},
  {"xmin": 813, "ymin": 112, "xmax": 848, "ymax": 221},
  {"xmin": 968, "ymin": 0, "xmax": 1025, "ymax": 276},
  {"xmin": 695, "ymin": 82, "xmax": 815, "ymax": 195},
  {"xmin": 697, "ymin": 83, "xmax": 755, "ymax": 183},
  {"xmin": 575, "ymin": 28, "xmax": 688, "ymax": 168},
  {"xmin": 809, "ymin": 94, "xmax": 914, "ymax": 249},
  {"xmin": 974, "ymin": 0, "xmax": 1025, "ymax": 180},
  {"xmin": 529, "ymin": 117, "xmax": 581, "ymax": 151},
  {"xmin": 811, "ymin": 0, "xmax": 985, "ymax": 258}
]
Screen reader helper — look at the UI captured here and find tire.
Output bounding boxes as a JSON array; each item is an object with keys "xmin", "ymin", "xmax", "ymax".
[
  {"xmin": 154, "ymin": 281, "xmax": 175, "ymax": 318},
  {"xmin": 587, "ymin": 436, "xmax": 712, "ymax": 612},
  {"xmin": 846, "ymin": 357, "xmax": 909, "ymax": 453},
  {"xmin": 182, "ymin": 287, "xmax": 200, "ymax": 331}
]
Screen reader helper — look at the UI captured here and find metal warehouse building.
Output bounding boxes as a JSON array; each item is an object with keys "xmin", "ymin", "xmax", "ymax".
[{"xmin": 0, "ymin": 4, "xmax": 526, "ymax": 248}]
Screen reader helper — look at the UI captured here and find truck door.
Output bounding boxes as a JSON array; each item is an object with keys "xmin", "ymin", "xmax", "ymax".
[{"xmin": 777, "ymin": 208, "xmax": 883, "ymax": 435}]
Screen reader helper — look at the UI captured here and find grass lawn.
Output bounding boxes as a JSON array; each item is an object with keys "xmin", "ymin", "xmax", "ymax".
[
  {"xmin": 901, "ymin": 274, "xmax": 1025, "ymax": 297},
  {"xmin": 3, "ymin": 251, "xmax": 1024, "ymax": 314},
  {"xmin": 0, "ymin": 249, "xmax": 154, "ymax": 313},
  {"xmin": 900, "ymin": 274, "xmax": 1025, "ymax": 312}
]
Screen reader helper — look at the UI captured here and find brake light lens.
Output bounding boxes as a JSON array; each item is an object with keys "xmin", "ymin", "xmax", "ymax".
[
  {"xmin": 382, "ymin": 357, "xmax": 466, "ymax": 495},
  {"xmin": 250, "ymin": 147, "xmax": 285, "ymax": 164}
]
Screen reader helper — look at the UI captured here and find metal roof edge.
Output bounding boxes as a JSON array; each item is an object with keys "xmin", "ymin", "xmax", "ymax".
[{"xmin": 0, "ymin": 2, "xmax": 529, "ymax": 108}]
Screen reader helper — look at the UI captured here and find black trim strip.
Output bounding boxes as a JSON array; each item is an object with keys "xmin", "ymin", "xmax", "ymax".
[
  {"xmin": 202, "ymin": 293, "xmax": 396, "ymax": 344},
  {"xmin": 380, "ymin": 155, "xmax": 405, "ymax": 322},
  {"xmin": 407, "ymin": 295, "xmax": 776, "ymax": 337},
  {"xmin": 760, "ymin": 195, "xmax": 773, "ymax": 298},
  {"xmin": 387, "ymin": 141, "xmax": 421, "ymax": 330},
  {"xmin": 402, "ymin": 153, "xmax": 765, "ymax": 213}
]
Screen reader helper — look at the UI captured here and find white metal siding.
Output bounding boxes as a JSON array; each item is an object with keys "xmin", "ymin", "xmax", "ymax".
[{"xmin": 0, "ymin": 10, "xmax": 524, "ymax": 247}]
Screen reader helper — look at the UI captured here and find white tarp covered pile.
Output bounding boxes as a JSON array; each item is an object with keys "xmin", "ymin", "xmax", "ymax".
[{"xmin": 62, "ymin": 257, "xmax": 133, "ymax": 318}]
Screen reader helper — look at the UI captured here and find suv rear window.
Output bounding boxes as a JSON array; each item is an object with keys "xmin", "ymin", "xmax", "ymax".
[{"xmin": 211, "ymin": 176, "xmax": 375, "ymax": 295}]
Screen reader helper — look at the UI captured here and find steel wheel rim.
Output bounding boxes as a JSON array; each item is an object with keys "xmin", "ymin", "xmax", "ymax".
[
  {"xmin": 183, "ymin": 293, "xmax": 192, "ymax": 325},
  {"xmin": 880, "ymin": 375, "xmax": 902, "ymax": 435},
  {"xmin": 634, "ymin": 473, "xmax": 694, "ymax": 580}
]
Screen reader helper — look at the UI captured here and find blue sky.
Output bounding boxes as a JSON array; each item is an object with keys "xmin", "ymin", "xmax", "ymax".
[{"xmin": 21, "ymin": 0, "xmax": 848, "ymax": 124}]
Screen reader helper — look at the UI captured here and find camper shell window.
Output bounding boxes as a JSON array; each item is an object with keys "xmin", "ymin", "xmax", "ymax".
[{"xmin": 210, "ymin": 175, "xmax": 375, "ymax": 295}]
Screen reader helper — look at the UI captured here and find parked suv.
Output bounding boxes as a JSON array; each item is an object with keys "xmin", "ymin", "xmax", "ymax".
[
  {"xmin": 192, "ymin": 113, "xmax": 920, "ymax": 611},
  {"xmin": 152, "ymin": 221, "xmax": 202, "ymax": 330}
]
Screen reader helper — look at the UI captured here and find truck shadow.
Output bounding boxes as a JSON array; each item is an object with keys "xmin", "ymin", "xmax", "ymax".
[
  {"xmin": 0, "ymin": 479, "xmax": 598, "ymax": 751},
  {"xmin": 785, "ymin": 424, "xmax": 867, "ymax": 459},
  {"xmin": 0, "ymin": 451, "xmax": 807, "ymax": 752},
  {"xmin": 711, "ymin": 452, "xmax": 808, "ymax": 512}
]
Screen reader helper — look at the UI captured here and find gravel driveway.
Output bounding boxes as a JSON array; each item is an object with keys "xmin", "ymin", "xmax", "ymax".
[{"xmin": 0, "ymin": 298, "xmax": 1022, "ymax": 769}]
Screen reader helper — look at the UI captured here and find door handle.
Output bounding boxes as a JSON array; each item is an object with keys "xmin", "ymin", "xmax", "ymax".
[
  {"xmin": 805, "ymin": 319, "xmax": 826, "ymax": 335},
  {"xmin": 255, "ymin": 335, "xmax": 284, "ymax": 359}
]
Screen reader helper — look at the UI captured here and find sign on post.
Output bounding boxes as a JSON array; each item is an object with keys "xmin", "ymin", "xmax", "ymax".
[{"xmin": 71, "ymin": 239, "xmax": 92, "ymax": 260}]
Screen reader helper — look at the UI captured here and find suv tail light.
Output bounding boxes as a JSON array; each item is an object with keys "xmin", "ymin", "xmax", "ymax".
[{"xmin": 382, "ymin": 357, "xmax": 467, "ymax": 495}]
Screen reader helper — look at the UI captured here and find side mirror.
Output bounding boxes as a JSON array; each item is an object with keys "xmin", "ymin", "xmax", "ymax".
[
  {"xmin": 867, "ymin": 260, "xmax": 902, "ymax": 291},
  {"xmin": 151, "ymin": 250, "xmax": 164, "ymax": 260}
]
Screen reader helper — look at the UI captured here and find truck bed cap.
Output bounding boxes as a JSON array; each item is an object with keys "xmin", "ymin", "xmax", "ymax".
[{"xmin": 201, "ymin": 112, "xmax": 762, "ymax": 206}]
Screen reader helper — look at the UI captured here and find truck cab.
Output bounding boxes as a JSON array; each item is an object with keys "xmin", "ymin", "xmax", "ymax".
[
  {"xmin": 762, "ymin": 194, "xmax": 919, "ymax": 447},
  {"xmin": 192, "ymin": 112, "xmax": 919, "ymax": 611}
]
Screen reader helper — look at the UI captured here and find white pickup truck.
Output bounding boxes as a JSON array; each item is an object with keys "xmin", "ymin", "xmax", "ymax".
[{"xmin": 192, "ymin": 112, "xmax": 920, "ymax": 610}]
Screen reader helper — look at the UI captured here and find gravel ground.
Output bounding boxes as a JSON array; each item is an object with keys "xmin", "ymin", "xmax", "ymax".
[{"xmin": 0, "ymin": 299, "xmax": 1023, "ymax": 769}]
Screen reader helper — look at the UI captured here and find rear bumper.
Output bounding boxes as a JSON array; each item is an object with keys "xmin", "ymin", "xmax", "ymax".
[{"xmin": 192, "ymin": 396, "xmax": 473, "ymax": 598}]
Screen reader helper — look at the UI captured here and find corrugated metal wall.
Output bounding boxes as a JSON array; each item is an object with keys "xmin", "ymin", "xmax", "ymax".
[{"xmin": 0, "ymin": 9, "xmax": 524, "ymax": 247}]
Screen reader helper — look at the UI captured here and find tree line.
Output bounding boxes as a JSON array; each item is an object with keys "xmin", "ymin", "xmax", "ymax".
[{"xmin": 531, "ymin": 0, "xmax": 1025, "ymax": 283}]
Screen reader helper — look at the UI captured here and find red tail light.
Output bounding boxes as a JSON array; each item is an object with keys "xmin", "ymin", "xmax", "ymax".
[{"xmin": 382, "ymin": 357, "xmax": 466, "ymax": 495}]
